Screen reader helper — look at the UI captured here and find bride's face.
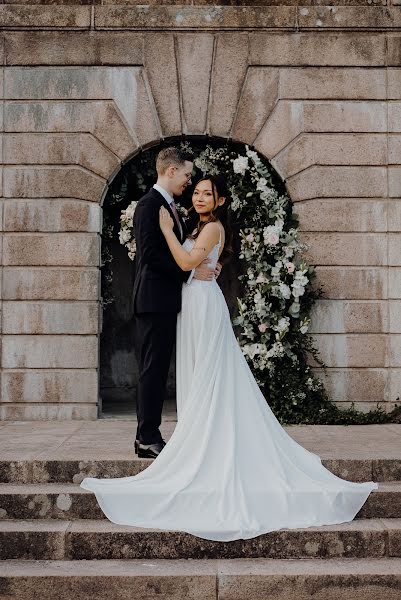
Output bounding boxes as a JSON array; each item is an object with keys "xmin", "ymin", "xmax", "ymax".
[{"xmin": 192, "ymin": 180, "xmax": 224, "ymax": 217}]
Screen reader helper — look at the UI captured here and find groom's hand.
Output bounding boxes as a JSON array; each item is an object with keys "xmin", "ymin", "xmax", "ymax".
[
  {"xmin": 214, "ymin": 262, "xmax": 222, "ymax": 279},
  {"xmin": 193, "ymin": 259, "xmax": 215, "ymax": 281}
]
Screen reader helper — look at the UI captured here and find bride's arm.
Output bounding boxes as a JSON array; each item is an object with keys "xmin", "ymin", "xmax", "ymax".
[{"xmin": 159, "ymin": 207, "xmax": 220, "ymax": 271}]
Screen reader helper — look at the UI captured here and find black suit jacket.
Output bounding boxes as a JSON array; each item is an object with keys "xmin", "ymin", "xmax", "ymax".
[{"xmin": 132, "ymin": 187, "xmax": 191, "ymax": 314}]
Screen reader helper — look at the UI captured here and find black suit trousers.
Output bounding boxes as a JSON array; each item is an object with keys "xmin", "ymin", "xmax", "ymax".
[{"xmin": 134, "ymin": 311, "xmax": 177, "ymax": 444}]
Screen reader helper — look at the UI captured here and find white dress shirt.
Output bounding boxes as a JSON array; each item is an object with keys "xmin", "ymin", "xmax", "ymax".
[{"xmin": 153, "ymin": 183, "xmax": 194, "ymax": 285}]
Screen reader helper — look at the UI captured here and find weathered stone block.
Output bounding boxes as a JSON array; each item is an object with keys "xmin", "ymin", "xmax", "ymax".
[
  {"xmin": 287, "ymin": 166, "xmax": 387, "ymax": 201},
  {"xmin": 0, "ymin": 404, "xmax": 98, "ymax": 421},
  {"xmin": 176, "ymin": 34, "xmax": 214, "ymax": 135},
  {"xmin": 4, "ymin": 101, "xmax": 136, "ymax": 161},
  {"xmin": 143, "ymin": 34, "xmax": 181, "ymax": 137},
  {"xmin": 4, "ymin": 200, "xmax": 101, "ymax": 233},
  {"xmin": 254, "ymin": 100, "xmax": 303, "ymax": 158},
  {"xmin": 94, "ymin": 6, "xmax": 296, "ymax": 30},
  {"xmin": 315, "ymin": 267, "xmax": 387, "ymax": 300},
  {"xmin": 208, "ymin": 33, "xmax": 248, "ymax": 138},
  {"xmin": 132, "ymin": 70, "xmax": 161, "ymax": 147},
  {"xmin": 300, "ymin": 232, "xmax": 387, "ymax": 265},
  {"xmin": 312, "ymin": 367, "xmax": 388, "ymax": 402},
  {"xmin": 2, "ymin": 335, "xmax": 98, "ymax": 368},
  {"xmin": 389, "ymin": 335, "xmax": 401, "ymax": 367},
  {"xmin": 294, "ymin": 198, "xmax": 387, "ymax": 232},
  {"xmin": 3, "ymin": 166, "xmax": 105, "ymax": 202},
  {"xmin": 256, "ymin": 101, "xmax": 386, "ymax": 160},
  {"xmin": 298, "ymin": 6, "xmax": 401, "ymax": 29},
  {"xmin": 389, "ymin": 234, "xmax": 401, "ymax": 266},
  {"xmin": 273, "ymin": 134, "xmax": 387, "ymax": 179},
  {"xmin": 1, "ymin": 369, "xmax": 98, "ymax": 404},
  {"xmin": 3, "ymin": 233, "xmax": 99, "ymax": 266},
  {"xmin": 250, "ymin": 33, "xmax": 386, "ymax": 67},
  {"xmin": 2, "ymin": 302, "xmax": 99, "ymax": 334},
  {"xmin": 2, "ymin": 267, "xmax": 99, "ymax": 300},
  {"xmin": 389, "ymin": 103, "xmax": 401, "ymax": 132},
  {"xmin": 389, "ymin": 135, "xmax": 401, "ymax": 165},
  {"xmin": 389, "ymin": 267, "xmax": 401, "ymax": 298},
  {"xmin": 0, "ymin": 6, "xmax": 90, "ymax": 29},
  {"xmin": 388, "ymin": 68, "xmax": 401, "ymax": 100},
  {"xmin": 389, "ymin": 368, "xmax": 401, "ymax": 400},
  {"xmin": 389, "ymin": 167, "xmax": 401, "ymax": 198},
  {"xmin": 389, "ymin": 301, "xmax": 401, "ymax": 333},
  {"xmin": 232, "ymin": 67, "xmax": 279, "ymax": 145},
  {"xmin": 309, "ymin": 300, "xmax": 387, "ymax": 333},
  {"xmin": 280, "ymin": 68, "xmax": 386, "ymax": 100},
  {"xmin": 3, "ymin": 133, "xmax": 119, "ymax": 181},
  {"xmin": 302, "ymin": 101, "xmax": 387, "ymax": 133},
  {"xmin": 308, "ymin": 334, "xmax": 387, "ymax": 368},
  {"xmin": 389, "ymin": 199, "xmax": 401, "ymax": 232},
  {"xmin": 388, "ymin": 35, "xmax": 401, "ymax": 66},
  {"xmin": 4, "ymin": 31, "xmax": 144, "ymax": 66}
]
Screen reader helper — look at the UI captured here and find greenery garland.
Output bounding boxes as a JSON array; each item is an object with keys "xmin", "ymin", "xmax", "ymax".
[{"xmin": 106, "ymin": 139, "xmax": 400, "ymax": 425}]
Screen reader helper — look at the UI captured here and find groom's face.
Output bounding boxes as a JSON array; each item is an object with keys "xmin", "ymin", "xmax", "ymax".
[{"xmin": 169, "ymin": 160, "xmax": 193, "ymax": 197}]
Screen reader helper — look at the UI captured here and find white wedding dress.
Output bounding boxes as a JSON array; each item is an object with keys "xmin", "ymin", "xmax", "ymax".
[{"xmin": 81, "ymin": 229, "xmax": 378, "ymax": 541}]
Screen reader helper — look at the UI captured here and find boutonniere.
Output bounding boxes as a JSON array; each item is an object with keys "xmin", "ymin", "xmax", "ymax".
[{"xmin": 175, "ymin": 204, "xmax": 189, "ymax": 221}]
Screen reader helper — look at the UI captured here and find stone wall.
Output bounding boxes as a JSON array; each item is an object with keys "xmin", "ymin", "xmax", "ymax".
[{"xmin": 0, "ymin": 3, "xmax": 400, "ymax": 419}]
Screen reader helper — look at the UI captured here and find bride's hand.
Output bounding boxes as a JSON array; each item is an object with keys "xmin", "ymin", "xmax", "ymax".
[{"xmin": 159, "ymin": 206, "xmax": 174, "ymax": 234}]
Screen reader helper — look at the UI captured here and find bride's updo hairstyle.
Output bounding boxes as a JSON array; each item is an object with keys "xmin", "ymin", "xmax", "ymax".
[{"xmin": 187, "ymin": 173, "xmax": 234, "ymax": 265}]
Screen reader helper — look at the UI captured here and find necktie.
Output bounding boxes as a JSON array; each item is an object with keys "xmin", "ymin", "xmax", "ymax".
[{"xmin": 170, "ymin": 201, "xmax": 183, "ymax": 238}]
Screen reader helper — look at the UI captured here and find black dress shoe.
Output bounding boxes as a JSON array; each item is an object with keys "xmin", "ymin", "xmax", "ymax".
[{"xmin": 135, "ymin": 439, "xmax": 166, "ymax": 458}]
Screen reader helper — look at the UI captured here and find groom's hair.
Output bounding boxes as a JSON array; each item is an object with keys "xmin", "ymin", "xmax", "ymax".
[{"xmin": 156, "ymin": 147, "xmax": 193, "ymax": 175}]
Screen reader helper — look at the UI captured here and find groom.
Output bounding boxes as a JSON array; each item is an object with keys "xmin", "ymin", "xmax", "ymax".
[{"xmin": 132, "ymin": 147, "xmax": 222, "ymax": 458}]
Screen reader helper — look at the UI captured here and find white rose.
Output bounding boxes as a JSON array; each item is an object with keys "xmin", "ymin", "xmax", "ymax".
[
  {"xmin": 278, "ymin": 283, "xmax": 291, "ymax": 299},
  {"xmin": 232, "ymin": 156, "xmax": 249, "ymax": 175},
  {"xmin": 255, "ymin": 273, "xmax": 268, "ymax": 284},
  {"xmin": 119, "ymin": 228, "xmax": 131, "ymax": 244}
]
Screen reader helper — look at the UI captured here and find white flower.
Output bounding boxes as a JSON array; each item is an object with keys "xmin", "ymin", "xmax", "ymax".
[
  {"xmin": 232, "ymin": 156, "xmax": 249, "ymax": 175},
  {"xmin": 259, "ymin": 323, "xmax": 268, "ymax": 333},
  {"xmin": 289, "ymin": 301, "xmax": 300, "ymax": 317},
  {"xmin": 286, "ymin": 262, "xmax": 295, "ymax": 274},
  {"xmin": 278, "ymin": 283, "xmax": 291, "ymax": 299},
  {"xmin": 254, "ymin": 290, "xmax": 264, "ymax": 306},
  {"xmin": 119, "ymin": 228, "xmax": 131, "ymax": 244},
  {"xmin": 256, "ymin": 177, "xmax": 268, "ymax": 192},
  {"xmin": 263, "ymin": 225, "xmax": 281, "ymax": 246},
  {"xmin": 246, "ymin": 233, "xmax": 255, "ymax": 243},
  {"xmin": 124, "ymin": 203, "xmax": 136, "ymax": 219},
  {"xmin": 255, "ymin": 272, "xmax": 268, "ymax": 284},
  {"xmin": 246, "ymin": 147, "xmax": 259, "ymax": 162},
  {"xmin": 276, "ymin": 317, "xmax": 290, "ymax": 333},
  {"xmin": 243, "ymin": 343, "xmax": 265, "ymax": 360}
]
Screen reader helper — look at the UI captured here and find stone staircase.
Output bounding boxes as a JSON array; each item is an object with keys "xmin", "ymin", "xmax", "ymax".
[{"xmin": 1, "ymin": 422, "xmax": 401, "ymax": 598}]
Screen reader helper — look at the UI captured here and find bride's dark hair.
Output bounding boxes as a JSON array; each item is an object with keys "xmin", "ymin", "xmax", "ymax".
[{"xmin": 187, "ymin": 173, "xmax": 234, "ymax": 265}]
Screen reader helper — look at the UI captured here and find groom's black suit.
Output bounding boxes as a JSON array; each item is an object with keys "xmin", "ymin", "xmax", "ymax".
[{"xmin": 132, "ymin": 187, "xmax": 191, "ymax": 445}]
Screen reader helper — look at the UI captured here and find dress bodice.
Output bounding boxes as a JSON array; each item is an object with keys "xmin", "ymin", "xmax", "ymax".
[{"xmin": 182, "ymin": 227, "xmax": 222, "ymax": 272}]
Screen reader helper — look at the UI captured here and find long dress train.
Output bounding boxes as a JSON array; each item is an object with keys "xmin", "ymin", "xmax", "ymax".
[{"xmin": 80, "ymin": 230, "xmax": 378, "ymax": 541}]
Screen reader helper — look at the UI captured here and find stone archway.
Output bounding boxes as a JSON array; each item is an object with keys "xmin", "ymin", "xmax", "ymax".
[{"xmin": 98, "ymin": 136, "xmax": 289, "ymax": 417}]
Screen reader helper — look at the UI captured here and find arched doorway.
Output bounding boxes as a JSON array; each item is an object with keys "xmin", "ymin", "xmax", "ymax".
[{"xmin": 99, "ymin": 137, "xmax": 287, "ymax": 417}]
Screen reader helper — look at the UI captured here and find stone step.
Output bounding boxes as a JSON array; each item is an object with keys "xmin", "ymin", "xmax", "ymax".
[
  {"xmin": 1, "ymin": 482, "xmax": 401, "ymax": 521},
  {"xmin": 1, "ymin": 558, "xmax": 401, "ymax": 600},
  {"xmin": 0, "ymin": 518, "xmax": 400, "ymax": 560},
  {"xmin": 1, "ymin": 456, "xmax": 400, "ymax": 484}
]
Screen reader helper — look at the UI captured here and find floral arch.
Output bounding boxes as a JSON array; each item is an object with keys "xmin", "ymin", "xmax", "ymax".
[{"xmin": 101, "ymin": 137, "xmax": 398, "ymax": 425}]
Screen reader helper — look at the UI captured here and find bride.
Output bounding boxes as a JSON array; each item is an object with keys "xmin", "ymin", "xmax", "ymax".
[{"xmin": 81, "ymin": 174, "xmax": 378, "ymax": 542}]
